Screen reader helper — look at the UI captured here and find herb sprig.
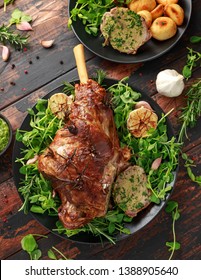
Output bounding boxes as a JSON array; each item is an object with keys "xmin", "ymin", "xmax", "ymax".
[
  {"xmin": 165, "ymin": 201, "xmax": 181, "ymax": 260},
  {"xmin": 21, "ymin": 233, "xmax": 45, "ymax": 260},
  {"xmin": 182, "ymin": 48, "xmax": 201, "ymax": 80},
  {"xmin": 8, "ymin": 8, "xmax": 32, "ymax": 27},
  {"xmin": 178, "ymin": 79, "xmax": 201, "ymax": 143},
  {"xmin": 182, "ymin": 35, "xmax": 201, "ymax": 80},
  {"xmin": 0, "ymin": 24, "xmax": 28, "ymax": 49},
  {"xmin": 182, "ymin": 153, "xmax": 201, "ymax": 186},
  {"xmin": 21, "ymin": 234, "xmax": 70, "ymax": 260}
]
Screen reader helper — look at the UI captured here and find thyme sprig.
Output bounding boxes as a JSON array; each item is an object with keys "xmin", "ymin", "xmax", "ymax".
[
  {"xmin": 178, "ymin": 79, "xmax": 201, "ymax": 143},
  {"xmin": 0, "ymin": 24, "xmax": 28, "ymax": 49}
]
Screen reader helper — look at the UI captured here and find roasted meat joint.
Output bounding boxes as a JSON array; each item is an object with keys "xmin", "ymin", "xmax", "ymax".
[{"xmin": 38, "ymin": 78, "xmax": 129, "ymax": 229}]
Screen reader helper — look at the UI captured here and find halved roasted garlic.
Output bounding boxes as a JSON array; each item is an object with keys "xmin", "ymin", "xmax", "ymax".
[
  {"xmin": 127, "ymin": 106, "xmax": 158, "ymax": 138},
  {"xmin": 49, "ymin": 93, "xmax": 73, "ymax": 119}
]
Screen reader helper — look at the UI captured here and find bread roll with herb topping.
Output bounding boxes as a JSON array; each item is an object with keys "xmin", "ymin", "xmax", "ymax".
[{"xmin": 112, "ymin": 165, "xmax": 151, "ymax": 217}]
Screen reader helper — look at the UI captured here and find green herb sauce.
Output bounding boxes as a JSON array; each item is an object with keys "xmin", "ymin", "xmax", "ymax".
[{"xmin": 0, "ymin": 118, "xmax": 10, "ymax": 152}]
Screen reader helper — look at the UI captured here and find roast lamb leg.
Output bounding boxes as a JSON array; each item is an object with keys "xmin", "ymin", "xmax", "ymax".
[{"xmin": 38, "ymin": 44, "xmax": 129, "ymax": 229}]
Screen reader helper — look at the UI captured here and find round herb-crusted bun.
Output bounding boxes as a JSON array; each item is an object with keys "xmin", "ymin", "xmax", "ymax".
[
  {"xmin": 112, "ymin": 165, "xmax": 151, "ymax": 217},
  {"xmin": 100, "ymin": 7, "xmax": 151, "ymax": 54}
]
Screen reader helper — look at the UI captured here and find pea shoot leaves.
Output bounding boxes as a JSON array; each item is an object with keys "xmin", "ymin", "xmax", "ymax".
[
  {"xmin": 165, "ymin": 201, "xmax": 181, "ymax": 260},
  {"xmin": 21, "ymin": 234, "xmax": 69, "ymax": 260},
  {"xmin": 182, "ymin": 36, "xmax": 201, "ymax": 80},
  {"xmin": 68, "ymin": 0, "xmax": 115, "ymax": 36},
  {"xmin": 9, "ymin": 8, "xmax": 32, "ymax": 25}
]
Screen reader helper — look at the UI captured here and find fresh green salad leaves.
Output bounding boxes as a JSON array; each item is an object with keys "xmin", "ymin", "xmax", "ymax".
[
  {"xmin": 109, "ymin": 77, "xmax": 141, "ymax": 133},
  {"xmin": 109, "ymin": 79, "xmax": 181, "ymax": 204},
  {"xmin": 16, "ymin": 99, "xmax": 63, "ymax": 214},
  {"xmin": 55, "ymin": 208, "xmax": 132, "ymax": 244},
  {"xmin": 68, "ymin": 0, "xmax": 116, "ymax": 36},
  {"xmin": 16, "ymin": 75, "xmax": 180, "ymax": 243}
]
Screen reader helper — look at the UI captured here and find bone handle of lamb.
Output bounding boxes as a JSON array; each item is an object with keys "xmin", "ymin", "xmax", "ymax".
[{"xmin": 73, "ymin": 44, "xmax": 89, "ymax": 84}]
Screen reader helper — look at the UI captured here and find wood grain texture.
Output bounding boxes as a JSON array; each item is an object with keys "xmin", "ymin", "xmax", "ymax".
[{"xmin": 0, "ymin": 0, "xmax": 201, "ymax": 260}]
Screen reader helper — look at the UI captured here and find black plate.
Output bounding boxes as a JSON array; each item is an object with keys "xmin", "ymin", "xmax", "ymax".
[
  {"xmin": 12, "ymin": 79, "xmax": 177, "ymax": 244},
  {"xmin": 69, "ymin": 0, "xmax": 192, "ymax": 63}
]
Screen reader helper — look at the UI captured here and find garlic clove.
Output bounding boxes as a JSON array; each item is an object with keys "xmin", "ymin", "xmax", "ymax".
[
  {"xmin": 135, "ymin": 101, "xmax": 153, "ymax": 111},
  {"xmin": 2, "ymin": 46, "xmax": 10, "ymax": 61},
  {"xmin": 40, "ymin": 40, "xmax": 54, "ymax": 48},
  {"xmin": 26, "ymin": 154, "xmax": 39, "ymax": 165},
  {"xmin": 16, "ymin": 22, "xmax": 33, "ymax": 31},
  {"xmin": 151, "ymin": 157, "xmax": 162, "ymax": 170},
  {"xmin": 156, "ymin": 69, "xmax": 185, "ymax": 97}
]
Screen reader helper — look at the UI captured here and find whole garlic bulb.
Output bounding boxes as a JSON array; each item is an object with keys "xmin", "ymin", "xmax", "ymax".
[{"xmin": 156, "ymin": 69, "xmax": 185, "ymax": 97}]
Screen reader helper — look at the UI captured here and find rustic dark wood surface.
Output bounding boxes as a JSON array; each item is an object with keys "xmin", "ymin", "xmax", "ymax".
[{"xmin": 0, "ymin": 0, "xmax": 200, "ymax": 260}]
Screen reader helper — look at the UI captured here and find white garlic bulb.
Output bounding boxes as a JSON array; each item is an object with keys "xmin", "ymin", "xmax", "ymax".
[{"xmin": 156, "ymin": 69, "xmax": 185, "ymax": 97}]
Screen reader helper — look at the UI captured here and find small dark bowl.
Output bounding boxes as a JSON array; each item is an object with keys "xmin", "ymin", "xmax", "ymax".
[{"xmin": 0, "ymin": 113, "xmax": 13, "ymax": 156}]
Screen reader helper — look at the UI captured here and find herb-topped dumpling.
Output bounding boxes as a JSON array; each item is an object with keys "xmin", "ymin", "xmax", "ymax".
[
  {"xmin": 112, "ymin": 165, "xmax": 151, "ymax": 217},
  {"xmin": 100, "ymin": 7, "xmax": 151, "ymax": 54}
]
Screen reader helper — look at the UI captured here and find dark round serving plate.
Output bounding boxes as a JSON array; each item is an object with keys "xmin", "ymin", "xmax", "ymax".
[
  {"xmin": 12, "ymin": 79, "xmax": 178, "ymax": 244},
  {"xmin": 69, "ymin": 0, "xmax": 192, "ymax": 63}
]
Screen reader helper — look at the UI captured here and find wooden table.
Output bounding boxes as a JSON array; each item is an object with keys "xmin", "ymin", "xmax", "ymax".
[{"xmin": 0, "ymin": 0, "xmax": 200, "ymax": 260}]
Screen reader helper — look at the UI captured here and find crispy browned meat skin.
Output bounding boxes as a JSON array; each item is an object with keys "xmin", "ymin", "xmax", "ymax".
[{"xmin": 38, "ymin": 79, "xmax": 129, "ymax": 229}]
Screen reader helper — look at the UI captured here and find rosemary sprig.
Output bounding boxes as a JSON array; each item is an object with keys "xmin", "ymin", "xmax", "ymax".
[
  {"xmin": 0, "ymin": 24, "xmax": 28, "ymax": 49},
  {"xmin": 178, "ymin": 79, "xmax": 201, "ymax": 143}
]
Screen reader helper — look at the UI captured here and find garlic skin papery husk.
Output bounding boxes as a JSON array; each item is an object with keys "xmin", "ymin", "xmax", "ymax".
[{"xmin": 156, "ymin": 69, "xmax": 185, "ymax": 97}]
